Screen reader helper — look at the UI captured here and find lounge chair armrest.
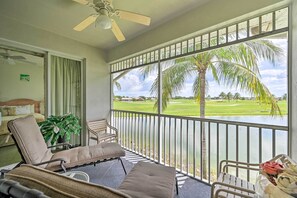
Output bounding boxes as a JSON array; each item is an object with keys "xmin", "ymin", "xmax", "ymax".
[
  {"xmin": 33, "ymin": 158, "xmax": 66, "ymax": 172},
  {"xmin": 48, "ymin": 143, "xmax": 72, "ymax": 149},
  {"xmin": 212, "ymin": 181, "xmax": 256, "ymax": 193},
  {"xmin": 33, "ymin": 158, "xmax": 66, "ymax": 166},
  {"xmin": 212, "ymin": 181, "xmax": 255, "ymax": 198},
  {"xmin": 219, "ymin": 160, "xmax": 260, "ymax": 172},
  {"xmin": 222, "ymin": 164, "xmax": 260, "ymax": 172}
]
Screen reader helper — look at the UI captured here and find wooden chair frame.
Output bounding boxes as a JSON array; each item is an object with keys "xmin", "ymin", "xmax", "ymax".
[
  {"xmin": 211, "ymin": 154, "xmax": 295, "ymax": 198},
  {"xmin": 87, "ymin": 119, "xmax": 118, "ymax": 145}
]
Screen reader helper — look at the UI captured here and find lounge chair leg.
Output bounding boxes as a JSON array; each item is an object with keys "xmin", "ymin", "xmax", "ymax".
[
  {"xmin": 119, "ymin": 158, "xmax": 127, "ymax": 175},
  {"xmin": 176, "ymin": 177, "xmax": 179, "ymax": 195},
  {"xmin": 61, "ymin": 164, "xmax": 66, "ymax": 173}
]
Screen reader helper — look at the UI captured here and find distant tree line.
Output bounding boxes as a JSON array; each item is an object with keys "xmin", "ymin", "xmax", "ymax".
[{"xmin": 114, "ymin": 93, "xmax": 287, "ymax": 101}]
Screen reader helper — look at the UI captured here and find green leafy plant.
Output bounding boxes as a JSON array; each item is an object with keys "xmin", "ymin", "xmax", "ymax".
[{"xmin": 38, "ymin": 113, "xmax": 81, "ymax": 145}]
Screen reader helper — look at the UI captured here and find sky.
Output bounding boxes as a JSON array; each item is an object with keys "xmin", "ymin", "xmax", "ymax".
[{"xmin": 114, "ymin": 37, "xmax": 288, "ymax": 98}]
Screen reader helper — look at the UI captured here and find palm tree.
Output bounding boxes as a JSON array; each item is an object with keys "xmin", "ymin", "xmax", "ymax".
[{"xmin": 147, "ymin": 39, "xmax": 283, "ymax": 178}]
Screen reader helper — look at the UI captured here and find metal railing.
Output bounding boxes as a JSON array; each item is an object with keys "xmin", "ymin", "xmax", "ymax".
[{"xmin": 111, "ymin": 109, "xmax": 288, "ymax": 184}]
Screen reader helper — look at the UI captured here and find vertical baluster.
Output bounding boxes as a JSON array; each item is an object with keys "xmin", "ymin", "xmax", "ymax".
[
  {"xmin": 131, "ymin": 113, "xmax": 133, "ymax": 150},
  {"xmin": 208, "ymin": 122, "xmax": 211, "ymax": 183},
  {"xmin": 145, "ymin": 114, "xmax": 148, "ymax": 157},
  {"xmin": 193, "ymin": 120, "xmax": 196, "ymax": 178},
  {"xmin": 120, "ymin": 111, "xmax": 123, "ymax": 146},
  {"xmin": 236, "ymin": 125, "xmax": 239, "ymax": 177},
  {"xmin": 226, "ymin": 124, "xmax": 228, "ymax": 172},
  {"xmin": 153, "ymin": 115, "xmax": 155, "ymax": 160},
  {"xmin": 186, "ymin": 120, "xmax": 189, "ymax": 174},
  {"xmin": 217, "ymin": 123, "xmax": 219, "ymax": 178},
  {"xmin": 141, "ymin": 114, "xmax": 144, "ymax": 155},
  {"xmin": 259, "ymin": 128, "xmax": 262, "ymax": 163},
  {"xmin": 148, "ymin": 115, "xmax": 151, "ymax": 158},
  {"xmin": 169, "ymin": 118, "xmax": 171, "ymax": 166},
  {"xmin": 247, "ymin": 126, "xmax": 250, "ymax": 182},
  {"xmin": 200, "ymin": 121, "xmax": 203, "ymax": 180},
  {"xmin": 272, "ymin": 129, "xmax": 276, "ymax": 158},
  {"xmin": 133, "ymin": 113, "xmax": 136, "ymax": 151},
  {"xmin": 180, "ymin": 118, "xmax": 183, "ymax": 172},
  {"xmin": 175, "ymin": 118, "xmax": 177, "ymax": 168},
  {"xmin": 164, "ymin": 117, "xmax": 166, "ymax": 165},
  {"xmin": 125, "ymin": 112, "xmax": 128, "ymax": 148},
  {"xmin": 137, "ymin": 113, "xmax": 140, "ymax": 154}
]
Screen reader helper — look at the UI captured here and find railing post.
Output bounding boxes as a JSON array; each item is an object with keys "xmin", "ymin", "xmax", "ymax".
[{"xmin": 157, "ymin": 49, "xmax": 162, "ymax": 163}]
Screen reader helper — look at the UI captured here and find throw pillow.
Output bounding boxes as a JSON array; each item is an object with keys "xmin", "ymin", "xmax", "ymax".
[{"xmin": 16, "ymin": 105, "xmax": 31, "ymax": 115}]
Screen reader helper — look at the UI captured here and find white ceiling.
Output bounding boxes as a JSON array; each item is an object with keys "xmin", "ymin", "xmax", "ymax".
[{"xmin": 0, "ymin": 0, "xmax": 210, "ymax": 50}]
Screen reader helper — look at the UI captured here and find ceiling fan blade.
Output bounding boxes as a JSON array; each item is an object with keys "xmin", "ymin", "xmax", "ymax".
[
  {"xmin": 72, "ymin": 0, "xmax": 90, "ymax": 5},
  {"xmin": 116, "ymin": 10, "xmax": 151, "ymax": 26},
  {"xmin": 9, "ymin": 56, "xmax": 26, "ymax": 60},
  {"xmin": 111, "ymin": 20, "xmax": 125, "ymax": 42},
  {"xmin": 73, "ymin": 14, "xmax": 98, "ymax": 31}
]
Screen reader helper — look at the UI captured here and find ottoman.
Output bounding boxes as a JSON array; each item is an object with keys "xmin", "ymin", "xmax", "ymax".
[{"xmin": 118, "ymin": 161, "xmax": 177, "ymax": 198}]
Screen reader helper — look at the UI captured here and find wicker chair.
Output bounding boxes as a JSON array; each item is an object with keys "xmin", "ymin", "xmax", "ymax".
[
  {"xmin": 211, "ymin": 154, "xmax": 295, "ymax": 198},
  {"xmin": 87, "ymin": 119, "xmax": 118, "ymax": 145}
]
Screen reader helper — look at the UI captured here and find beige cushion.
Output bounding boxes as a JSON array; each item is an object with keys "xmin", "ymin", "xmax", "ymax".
[
  {"xmin": 119, "ymin": 162, "xmax": 176, "ymax": 198},
  {"xmin": 7, "ymin": 115, "xmax": 53, "ymax": 167},
  {"xmin": 5, "ymin": 165, "xmax": 131, "ymax": 198},
  {"xmin": 47, "ymin": 142, "xmax": 125, "ymax": 171}
]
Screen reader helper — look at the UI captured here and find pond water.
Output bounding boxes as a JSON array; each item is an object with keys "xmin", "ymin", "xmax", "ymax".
[
  {"xmin": 114, "ymin": 114, "xmax": 288, "ymax": 180},
  {"xmin": 206, "ymin": 115, "xmax": 287, "ymax": 126}
]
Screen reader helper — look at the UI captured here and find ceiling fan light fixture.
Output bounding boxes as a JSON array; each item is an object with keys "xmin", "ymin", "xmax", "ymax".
[{"xmin": 96, "ymin": 15, "xmax": 112, "ymax": 29}]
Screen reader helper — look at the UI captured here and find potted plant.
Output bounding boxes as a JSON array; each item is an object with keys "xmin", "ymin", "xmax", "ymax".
[{"xmin": 38, "ymin": 113, "xmax": 81, "ymax": 145}]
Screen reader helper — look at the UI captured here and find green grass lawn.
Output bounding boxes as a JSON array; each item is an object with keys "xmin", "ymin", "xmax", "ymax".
[{"xmin": 113, "ymin": 99, "xmax": 287, "ymax": 116}]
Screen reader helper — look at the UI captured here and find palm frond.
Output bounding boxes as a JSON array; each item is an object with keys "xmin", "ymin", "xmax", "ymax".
[
  {"xmin": 215, "ymin": 60, "xmax": 281, "ymax": 115},
  {"xmin": 114, "ymin": 81, "xmax": 121, "ymax": 90},
  {"xmin": 139, "ymin": 64, "xmax": 158, "ymax": 79},
  {"xmin": 151, "ymin": 62, "xmax": 196, "ymax": 110}
]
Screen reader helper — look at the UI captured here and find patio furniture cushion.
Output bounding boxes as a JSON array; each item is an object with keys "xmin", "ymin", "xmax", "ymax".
[
  {"xmin": 47, "ymin": 142, "xmax": 125, "ymax": 171},
  {"xmin": 118, "ymin": 161, "xmax": 176, "ymax": 198},
  {"xmin": 7, "ymin": 115, "xmax": 53, "ymax": 168},
  {"xmin": 5, "ymin": 165, "xmax": 131, "ymax": 198}
]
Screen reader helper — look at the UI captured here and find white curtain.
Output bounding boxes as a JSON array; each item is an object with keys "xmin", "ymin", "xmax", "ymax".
[{"xmin": 51, "ymin": 55, "xmax": 81, "ymax": 145}]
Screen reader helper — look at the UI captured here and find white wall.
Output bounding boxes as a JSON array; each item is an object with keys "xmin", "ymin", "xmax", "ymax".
[
  {"xmin": 0, "ymin": 62, "xmax": 44, "ymax": 101},
  {"xmin": 107, "ymin": 0, "xmax": 287, "ymax": 62},
  {"xmin": 0, "ymin": 16, "xmax": 110, "ymax": 122}
]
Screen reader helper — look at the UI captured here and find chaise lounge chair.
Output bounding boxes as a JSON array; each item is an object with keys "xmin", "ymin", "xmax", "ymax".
[{"xmin": 7, "ymin": 115, "xmax": 126, "ymax": 173}]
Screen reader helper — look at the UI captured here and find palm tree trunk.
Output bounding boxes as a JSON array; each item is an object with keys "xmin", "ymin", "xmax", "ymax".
[{"xmin": 199, "ymin": 70, "xmax": 207, "ymax": 179}]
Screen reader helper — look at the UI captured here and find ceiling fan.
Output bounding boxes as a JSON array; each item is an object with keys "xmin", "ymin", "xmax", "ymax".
[
  {"xmin": 0, "ymin": 50, "xmax": 36, "ymax": 65},
  {"xmin": 72, "ymin": 0, "xmax": 151, "ymax": 42}
]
